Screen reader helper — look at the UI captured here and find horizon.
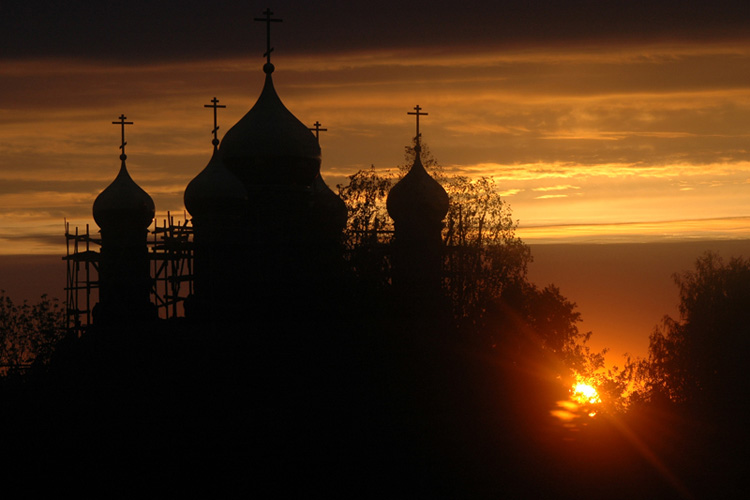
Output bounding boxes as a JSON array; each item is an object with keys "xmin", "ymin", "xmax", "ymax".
[{"xmin": 5, "ymin": 238, "xmax": 750, "ymax": 370}]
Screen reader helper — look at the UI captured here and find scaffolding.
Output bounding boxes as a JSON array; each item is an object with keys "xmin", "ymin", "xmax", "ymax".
[
  {"xmin": 63, "ymin": 214, "xmax": 195, "ymax": 334},
  {"xmin": 63, "ymin": 221, "xmax": 100, "ymax": 337},
  {"xmin": 151, "ymin": 212, "xmax": 194, "ymax": 319}
]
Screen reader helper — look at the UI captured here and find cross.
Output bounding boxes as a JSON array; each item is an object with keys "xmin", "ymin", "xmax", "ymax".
[
  {"xmin": 309, "ymin": 121, "xmax": 327, "ymax": 141},
  {"xmin": 407, "ymin": 105, "xmax": 428, "ymax": 148},
  {"xmin": 254, "ymin": 8, "xmax": 283, "ymax": 64},
  {"xmin": 112, "ymin": 114, "xmax": 133, "ymax": 160},
  {"xmin": 204, "ymin": 97, "xmax": 226, "ymax": 149}
]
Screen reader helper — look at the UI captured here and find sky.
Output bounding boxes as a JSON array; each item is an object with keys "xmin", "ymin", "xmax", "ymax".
[
  {"xmin": 2, "ymin": 1, "xmax": 750, "ymax": 363},
  {"xmin": 2, "ymin": 0, "xmax": 750, "ymax": 253}
]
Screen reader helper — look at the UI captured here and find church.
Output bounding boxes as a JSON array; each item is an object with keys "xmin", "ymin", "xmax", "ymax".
[
  {"xmin": 80, "ymin": 9, "xmax": 449, "ymax": 331},
  {"xmin": 47, "ymin": 9, "xmax": 500, "ymax": 495}
]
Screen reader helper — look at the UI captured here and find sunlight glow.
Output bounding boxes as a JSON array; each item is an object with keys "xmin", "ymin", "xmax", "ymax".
[
  {"xmin": 572, "ymin": 381, "xmax": 601, "ymax": 406},
  {"xmin": 550, "ymin": 376, "xmax": 603, "ymax": 427}
]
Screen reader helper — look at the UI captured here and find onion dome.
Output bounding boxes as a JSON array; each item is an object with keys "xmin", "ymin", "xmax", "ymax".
[
  {"xmin": 93, "ymin": 159, "xmax": 155, "ymax": 230},
  {"xmin": 185, "ymin": 150, "xmax": 248, "ymax": 217},
  {"xmin": 387, "ymin": 152, "xmax": 449, "ymax": 225},
  {"xmin": 312, "ymin": 173, "xmax": 348, "ymax": 232},
  {"xmin": 219, "ymin": 64, "xmax": 321, "ymax": 187}
]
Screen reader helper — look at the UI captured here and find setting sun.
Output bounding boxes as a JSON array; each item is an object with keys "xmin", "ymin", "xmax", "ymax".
[{"xmin": 572, "ymin": 381, "xmax": 601, "ymax": 406}]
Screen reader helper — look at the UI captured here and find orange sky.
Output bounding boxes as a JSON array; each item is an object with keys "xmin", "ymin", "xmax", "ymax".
[{"xmin": 2, "ymin": 40, "xmax": 750, "ymax": 253}]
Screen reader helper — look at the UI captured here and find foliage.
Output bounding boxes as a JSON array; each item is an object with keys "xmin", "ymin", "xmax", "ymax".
[
  {"xmin": 442, "ymin": 175, "xmax": 531, "ymax": 328},
  {"xmin": 495, "ymin": 280, "xmax": 603, "ymax": 380},
  {"xmin": 639, "ymin": 252, "xmax": 750, "ymax": 408},
  {"xmin": 339, "ymin": 141, "xmax": 600, "ymax": 383},
  {"xmin": 337, "ymin": 165, "xmax": 394, "ymax": 248},
  {"xmin": 591, "ymin": 356, "xmax": 642, "ymax": 414},
  {"xmin": 399, "ymin": 138, "xmax": 532, "ymax": 328},
  {"xmin": 0, "ymin": 291, "xmax": 66, "ymax": 375},
  {"xmin": 337, "ymin": 166, "xmax": 395, "ymax": 290}
]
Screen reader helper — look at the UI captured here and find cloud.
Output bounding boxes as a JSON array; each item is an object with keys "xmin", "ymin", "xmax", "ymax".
[
  {"xmin": 532, "ymin": 185, "xmax": 581, "ymax": 192},
  {"xmin": 517, "ymin": 217, "xmax": 750, "ymax": 244},
  {"xmin": 535, "ymin": 194, "xmax": 570, "ymax": 200},
  {"xmin": 3, "ymin": 39, "xmax": 750, "ymax": 254},
  {"xmin": 4, "ymin": 1, "xmax": 750, "ymax": 62}
]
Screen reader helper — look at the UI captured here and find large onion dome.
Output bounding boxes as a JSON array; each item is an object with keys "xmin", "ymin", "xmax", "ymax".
[
  {"xmin": 184, "ymin": 150, "xmax": 248, "ymax": 217},
  {"xmin": 387, "ymin": 153, "xmax": 449, "ymax": 225},
  {"xmin": 219, "ymin": 64, "xmax": 321, "ymax": 188},
  {"xmin": 93, "ymin": 159, "xmax": 155, "ymax": 230}
]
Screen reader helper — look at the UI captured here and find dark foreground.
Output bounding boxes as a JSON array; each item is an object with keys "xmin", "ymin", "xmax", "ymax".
[{"xmin": 1, "ymin": 311, "xmax": 746, "ymax": 498}]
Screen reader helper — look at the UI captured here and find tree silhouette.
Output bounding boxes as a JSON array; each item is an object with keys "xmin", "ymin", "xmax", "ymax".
[
  {"xmin": 338, "ymin": 142, "xmax": 600, "ymax": 384},
  {"xmin": 641, "ymin": 252, "xmax": 750, "ymax": 411},
  {"xmin": 337, "ymin": 165, "xmax": 394, "ymax": 293},
  {"xmin": 0, "ymin": 291, "xmax": 65, "ymax": 376}
]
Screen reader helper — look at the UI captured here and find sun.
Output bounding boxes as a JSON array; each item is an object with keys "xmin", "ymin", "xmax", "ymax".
[
  {"xmin": 550, "ymin": 376, "xmax": 603, "ymax": 424},
  {"xmin": 571, "ymin": 381, "xmax": 601, "ymax": 406}
]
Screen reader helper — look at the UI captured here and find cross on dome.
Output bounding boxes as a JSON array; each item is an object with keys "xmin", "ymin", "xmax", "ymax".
[
  {"xmin": 407, "ymin": 105, "xmax": 428, "ymax": 151},
  {"xmin": 204, "ymin": 97, "xmax": 226, "ymax": 150},
  {"xmin": 309, "ymin": 121, "xmax": 328, "ymax": 141},
  {"xmin": 254, "ymin": 8, "xmax": 283, "ymax": 70},
  {"xmin": 112, "ymin": 114, "xmax": 133, "ymax": 160}
]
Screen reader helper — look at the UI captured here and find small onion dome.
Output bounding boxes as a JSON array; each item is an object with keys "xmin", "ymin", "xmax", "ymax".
[
  {"xmin": 219, "ymin": 64, "xmax": 321, "ymax": 187},
  {"xmin": 184, "ymin": 150, "xmax": 248, "ymax": 217},
  {"xmin": 312, "ymin": 173, "xmax": 348, "ymax": 232},
  {"xmin": 387, "ymin": 154, "xmax": 449, "ymax": 225},
  {"xmin": 93, "ymin": 159, "xmax": 155, "ymax": 230}
]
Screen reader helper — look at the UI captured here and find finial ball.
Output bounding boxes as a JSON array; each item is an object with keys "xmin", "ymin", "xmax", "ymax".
[
  {"xmin": 263, "ymin": 62, "xmax": 275, "ymax": 74},
  {"xmin": 120, "ymin": 153, "xmax": 127, "ymax": 161}
]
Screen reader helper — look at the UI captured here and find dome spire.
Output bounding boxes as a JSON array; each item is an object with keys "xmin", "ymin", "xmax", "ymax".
[
  {"xmin": 407, "ymin": 104, "xmax": 429, "ymax": 155},
  {"xmin": 218, "ymin": 9, "xmax": 320, "ymax": 189},
  {"xmin": 184, "ymin": 97, "xmax": 247, "ymax": 218},
  {"xmin": 387, "ymin": 104, "xmax": 447, "ymax": 224},
  {"xmin": 386, "ymin": 105, "xmax": 448, "ymax": 313},
  {"xmin": 112, "ymin": 114, "xmax": 133, "ymax": 161},
  {"xmin": 309, "ymin": 121, "xmax": 328, "ymax": 141},
  {"xmin": 92, "ymin": 115, "xmax": 156, "ymax": 324},
  {"xmin": 254, "ymin": 8, "xmax": 282, "ymax": 74},
  {"xmin": 93, "ymin": 114, "xmax": 154, "ymax": 231},
  {"xmin": 204, "ymin": 96, "xmax": 227, "ymax": 152}
]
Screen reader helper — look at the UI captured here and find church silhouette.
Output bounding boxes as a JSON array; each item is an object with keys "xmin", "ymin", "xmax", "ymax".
[
  {"xmin": 46, "ymin": 9, "xmax": 504, "ymax": 495},
  {"xmin": 71, "ymin": 9, "xmax": 449, "ymax": 333}
]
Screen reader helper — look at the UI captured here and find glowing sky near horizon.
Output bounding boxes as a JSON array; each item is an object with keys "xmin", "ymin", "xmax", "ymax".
[{"xmin": 2, "ymin": 29, "xmax": 750, "ymax": 254}]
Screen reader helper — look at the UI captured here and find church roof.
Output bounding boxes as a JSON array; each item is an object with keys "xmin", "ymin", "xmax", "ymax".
[
  {"xmin": 185, "ymin": 97, "xmax": 248, "ymax": 217},
  {"xmin": 218, "ymin": 64, "xmax": 321, "ymax": 187},
  {"xmin": 184, "ymin": 150, "xmax": 248, "ymax": 217},
  {"xmin": 387, "ymin": 151, "xmax": 449, "ymax": 224},
  {"xmin": 312, "ymin": 172, "xmax": 348, "ymax": 232},
  {"xmin": 93, "ymin": 159, "xmax": 155, "ymax": 230}
]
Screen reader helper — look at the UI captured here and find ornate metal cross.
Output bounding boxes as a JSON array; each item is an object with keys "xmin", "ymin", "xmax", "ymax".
[
  {"xmin": 407, "ymin": 105, "xmax": 428, "ymax": 147},
  {"xmin": 112, "ymin": 114, "xmax": 133, "ymax": 159},
  {"xmin": 254, "ymin": 8, "xmax": 283, "ymax": 64},
  {"xmin": 309, "ymin": 121, "xmax": 327, "ymax": 141},
  {"xmin": 204, "ymin": 97, "xmax": 226, "ymax": 149}
]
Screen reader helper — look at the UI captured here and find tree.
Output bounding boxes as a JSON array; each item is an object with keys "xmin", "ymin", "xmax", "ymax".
[
  {"xmin": 640, "ymin": 252, "xmax": 750, "ymax": 410},
  {"xmin": 398, "ymin": 137, "xmax": 532, "ymax": 330},
  {"xmin": 338, "ymin": 141, "xmax": 600, "ymax": 384},
  {"xmin": 337, "ymin": 165, "xmax": 394, "ymax": 246},
  {"xmin": 442, "ymin": 175, "xmax": 531, "ymax": 331},
  {"xmin": 337, "ymin": 166, "xmax": 395, "ymax": 291},
  {"xmin": 0, "ymin": 291, "xmax": 66, "ymax": 376}
]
